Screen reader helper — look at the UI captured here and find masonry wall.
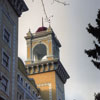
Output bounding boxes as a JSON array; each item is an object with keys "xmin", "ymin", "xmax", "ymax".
[
  {"xmin": 28, "ymin": 71, "xmax": 57, "ymax": 100},
  {"xmin": 56, "ymin": 73, "xmax": 65, "ymax": 100},
  {"xmin": 0, "ymin": 0, "xmax": 18, "ymax": 100}
]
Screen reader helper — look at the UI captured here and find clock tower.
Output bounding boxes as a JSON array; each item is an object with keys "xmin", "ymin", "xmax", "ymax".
[{"xmin": 25, "ymin": 25, "xmax": 70, "ymax": 100}]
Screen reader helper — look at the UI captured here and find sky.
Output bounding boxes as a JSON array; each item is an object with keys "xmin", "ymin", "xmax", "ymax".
[{"xmin": 18, "ymin": 0, "xmax": 100, "ymax": 100}]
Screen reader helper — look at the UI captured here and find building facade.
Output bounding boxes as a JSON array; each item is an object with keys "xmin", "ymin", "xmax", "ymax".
[
  {"xmin": 25, "ymin": 26, "xmax": 70, "ymax": 100},
  {"xmin": 0, "ymin": 0, "xmax": 70, "ymax": 100},
  {"xmin": 17, "ymin": 57, "xmax": 42, "ymax": 100},
  {"xmin": 0, "ymin": 0, "xmax": 28, "ymax": 100}
]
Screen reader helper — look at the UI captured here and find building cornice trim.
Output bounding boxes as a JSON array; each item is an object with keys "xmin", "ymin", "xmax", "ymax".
[{"xmin": 8, "ymin": 0, "xmax": 28, "ymax": 17}]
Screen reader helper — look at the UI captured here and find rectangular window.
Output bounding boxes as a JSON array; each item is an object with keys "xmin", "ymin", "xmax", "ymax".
[
  {"xmin": 2, "ymin": 49, "xmax": 10, "ymax": 70},
  {"xmin": 20, "ymin": 77, "xmax": 23, "ymax": 85},
  {"xmin": 1, "ymin": 75, "xmax": 9, "ymax": 94},
  {"xmin": 17, "ymin": 92, "xmax": 19, "ymax": 100},
  {"xmin": 28, "ymin": 85, "xmax": 30, "ymax": 91},
  {"xmin": 25, "ymin": 82, "xmax": 28, "ymax": 88},
  {"xmin": 17, "ymin": 74, "xmax": 20, "ymax": 82},
  {"xmin": 3, "ymin": 28, "xmax": 11, "ymax": 46},
  {"xmin": 17, "ymin": 92, "xmax": 23, "ymax": 100}
]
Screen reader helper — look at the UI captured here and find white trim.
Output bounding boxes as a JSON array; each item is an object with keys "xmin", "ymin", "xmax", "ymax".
[
  {"xmin": 37, "ymin": 83, "xmax": 52, "ymax": 100},
  {"xmin": 2, "ymin": 48, "xmax": 10, "ymax": 72}
]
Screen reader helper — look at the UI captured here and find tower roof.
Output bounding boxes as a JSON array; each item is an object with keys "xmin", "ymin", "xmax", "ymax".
[{"xmin": 36, "ymin": 26, "xmax": 47, "ymax": 32}]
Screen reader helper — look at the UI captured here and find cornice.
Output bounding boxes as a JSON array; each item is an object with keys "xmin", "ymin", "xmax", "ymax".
[
  {"xmin": 8, "ymin": 0, "xmax": 28, "ymax": 17},
  {"xmin": 26, "ymin": 59, "xmax": 70, "ymax": 84}
]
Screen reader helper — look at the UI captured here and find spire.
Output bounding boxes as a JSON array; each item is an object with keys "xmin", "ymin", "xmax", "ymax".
[
  {"xmin": 47, "ymin": 24, "xmax": 53, "ymax": 32},
  {"xmin": 27, "ymin": 28, "xmax": 32, "ymax": 36},
  {"xmin": 29, "ymin": 28, "xmax": 31, "ymax": 32},
  {"xmin": 42, "ymin": 17, "xmax": 44, "ymax": 27}
]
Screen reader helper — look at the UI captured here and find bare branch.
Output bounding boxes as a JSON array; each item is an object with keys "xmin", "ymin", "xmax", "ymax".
[
  {"xmin": 54, "ymin": 0, "xmax": 69, "ymax": 6},
  {"xmin": 41, "ymin": 0, "xmax": 49, "ymax": 22},
  {"xmin": 32, "ymin": 0, "xmax": 69, "ymax": 24}
]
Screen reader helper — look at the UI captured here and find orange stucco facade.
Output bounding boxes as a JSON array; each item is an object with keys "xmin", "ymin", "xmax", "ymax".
[
  {"xmin": 25, "ymin": 26, "xmax": 69, "ymax": 100},
  {"xmin": 28, "ymin": 71, "xmax": 57, "ymax": 100}
]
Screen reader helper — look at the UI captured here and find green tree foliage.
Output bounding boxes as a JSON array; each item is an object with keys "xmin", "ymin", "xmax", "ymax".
[{"xmin": 85, "ymin": 9, "xmax": 100, "ymax": 70}]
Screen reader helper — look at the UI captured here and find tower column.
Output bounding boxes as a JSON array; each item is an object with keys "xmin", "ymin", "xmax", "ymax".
[
  {"xmin": 47, "ymin": 63, "xmax": 50, "ymax": 71},
  {"xmin": 33, "ymin": 67, "xmax": 35, "ymax": 74},
  {"xmin": 31, "ymin": 66, "xmax": 34, "ymax": 74},
  {"xmin": 38, "ymin": 65, "xmax": 40, "ymax": 73},
  {"xmin": 42, "ymin": 64, "xmax": 45, "ymax": 72}
]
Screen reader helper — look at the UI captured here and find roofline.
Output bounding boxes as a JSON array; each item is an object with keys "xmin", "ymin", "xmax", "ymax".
[{"xmin": 8, "ymin": 0, "xmax": 28, "ymax": 17}]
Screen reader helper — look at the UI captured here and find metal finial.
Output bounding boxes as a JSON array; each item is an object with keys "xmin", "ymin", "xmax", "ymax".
[
  {"xmin": 29, "ymin": 28, "xmax": 31, "ymax": 32},
  {"xmin": 42, "ymin": 17, "xmax": 44, "ymax": 27}
]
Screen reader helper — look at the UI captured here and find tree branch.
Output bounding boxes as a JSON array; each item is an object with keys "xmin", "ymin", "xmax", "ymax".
[{"xmin": 54, "ymin": 0, "xmax": 69, "ymax": 6}]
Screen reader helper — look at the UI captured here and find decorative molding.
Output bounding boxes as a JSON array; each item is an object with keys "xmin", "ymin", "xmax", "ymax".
[
  {"xmin": 31, "ymin": 35, "xmax": 52, "ymax": 42},
  {"xmin": 8, "ymin": 0, "xmax": 28, "ymax": 17}
]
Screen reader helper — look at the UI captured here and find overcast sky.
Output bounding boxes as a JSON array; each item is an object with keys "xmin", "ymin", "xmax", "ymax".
[{"xmin": 18, "ymin": 0, "xmax": 100, "ymax": 100}]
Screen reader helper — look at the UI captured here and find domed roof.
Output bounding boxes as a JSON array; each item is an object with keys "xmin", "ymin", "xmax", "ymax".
[{"xmin": 36, "ymin": 26, "xmax": 47, "ymax": 32}]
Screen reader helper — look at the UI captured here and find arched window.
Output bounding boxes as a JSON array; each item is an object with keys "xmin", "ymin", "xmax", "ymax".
[{"xmin": 33, "ymin": 44, "xmax": 47, "ymax": 61}]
